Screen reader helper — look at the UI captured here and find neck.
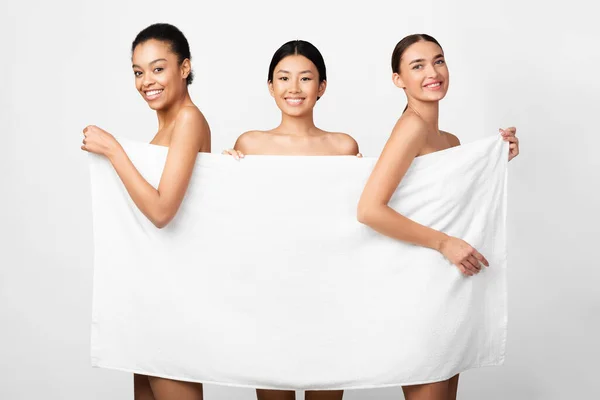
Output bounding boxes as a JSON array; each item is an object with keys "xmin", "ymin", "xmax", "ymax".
[
  {"xmin": 156, "ymin": 91, "xmax": 193, "ymax": 129},
  {"xmin": 406, "ymin": 99, "xmax": 440, "ymax": 133},
  {"xmin": 277, "ymin": 111, "xmax": 317, "ymax": 135}
]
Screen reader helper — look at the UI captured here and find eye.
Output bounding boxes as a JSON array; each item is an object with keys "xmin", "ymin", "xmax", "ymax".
[
  {"xmin": 412, "ymin": 64, "xmax": 423, "ymax": 70},
  {"xmin": 301, "ymin": 77, "xmax": 312, "ymax": 81},
  {"xmin": 279, "ymin": 76, "xmax": 288, "ymax": 81},
  {"xmin": 435, "ymin": 59, "xmax": 446, "ymax": 65},
  {"xmin": 154, "ymin": 67, "xmax": 164, "ymax": 73},
  {"xmin": 134, "ymin": 71, "xmax": 142, "ymax": 77}
]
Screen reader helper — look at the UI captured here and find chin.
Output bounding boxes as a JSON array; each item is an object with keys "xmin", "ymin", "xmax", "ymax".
[
  {"xmin": 432, "ymin": 93, "xmax": 447, "ymax": 101},
  {"xmin": 421, "ymin": 92, "xmax": 447, "ymax": 103},
  {"xmin": 286, "ymin": 109, "xmax": 310, "ymax": 118},
  {"xmin": 277, "ymin": 104, "xmax": 306, "ymax": 116},
  {"xmin": 147, "ymin": 100, "xmax": 167, "ymax": 111}
]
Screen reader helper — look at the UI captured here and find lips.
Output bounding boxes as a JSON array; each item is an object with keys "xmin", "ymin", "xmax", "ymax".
[
  {"xmin": 423, "ymin": 81, "xmax": 442, "ymax": 89},
  {"xmin": 144, "ymin": 89, "xmax": 164, "ymax": 101},
  {"xmin": 285, "ymin": 97, "xmax": 305, "ymax": 106}
]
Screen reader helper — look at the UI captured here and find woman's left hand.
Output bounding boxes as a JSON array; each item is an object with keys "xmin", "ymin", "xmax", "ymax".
[
  {"xmin": 81, "ymin": 125, "xmax": 120, "ymax": 158},
  {"xmin": 500, "ymin": 127, "xmax": 519, "ymax": 162}
]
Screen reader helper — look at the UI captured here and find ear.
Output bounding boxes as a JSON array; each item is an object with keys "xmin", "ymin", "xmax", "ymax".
[
  {"xmin": 181, "ymin": 58, "xmax": 191, "ymax": 80},
  {"xmin": 268, "ymin": 80, "xmax": 275, "ymax": 98},
  {"xmin": 392, "ymin": 72, "xmax": 405, "ymax": 89},
  {"xmin": 317, "ymin": 80, "xmax": 327, "ymax": 99}
]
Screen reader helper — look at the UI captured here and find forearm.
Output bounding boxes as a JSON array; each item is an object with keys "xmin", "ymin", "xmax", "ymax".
[
  {"xmin": 358, "ymin": 205, "xmax": 448, "ymax": 251},
  {"xmin": 108, "ymin": 146, "xmax": 171, "ymax": 228}
]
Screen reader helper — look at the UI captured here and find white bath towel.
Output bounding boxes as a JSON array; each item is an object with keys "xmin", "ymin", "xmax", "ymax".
[{"xmin": 88, "ymin": 135, "xmax": 508, "ymax": 390}]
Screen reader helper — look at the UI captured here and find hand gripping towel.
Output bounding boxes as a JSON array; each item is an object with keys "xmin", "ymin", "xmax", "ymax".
[{"xmin": 89, "ymin": 135, "xmax": 508, "ymax": 390}]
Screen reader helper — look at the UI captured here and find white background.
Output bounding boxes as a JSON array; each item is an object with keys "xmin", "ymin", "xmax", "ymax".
[{"xmin": 1, "ymin": 0, "xmax": 598, "ymax": 399}]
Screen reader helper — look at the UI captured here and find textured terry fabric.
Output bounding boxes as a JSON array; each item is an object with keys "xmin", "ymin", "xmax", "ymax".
[{"xmin": 88, "ymin": 135, "xmax": 508, "ymax": 390}]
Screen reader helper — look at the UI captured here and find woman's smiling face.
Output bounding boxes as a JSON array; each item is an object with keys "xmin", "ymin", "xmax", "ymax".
[
  {"xmin": 269, "ymin": 54, "xmax": 326, "ymax": 117},
  {"xmin": 394, "ymin": 40, "xmax": 449, "ymax": 103},
  {"xmin": 132, "ymin": 39, "xmax": 190, "ymax": 110}
]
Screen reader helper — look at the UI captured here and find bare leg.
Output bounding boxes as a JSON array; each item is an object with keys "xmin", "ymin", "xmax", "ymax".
[
  {"xmin": 256, "ymin": 389, "xmax": 296, "ymax": 400},
  {"xmin": 402, "ymin": 380, "xmax": 449, "ymax": 400},
  {"xmin": 148, "ymin": 376, "xmax": 203, "ymax": 400},
  {"xmin": 134, "ymin": 374, "xmax": 155, "ymax": 400},
  {"xmin": 305, "ymin": 390, "xmax": 344, "ymax": 400},
  {"xmin": 447, "ymin": 374, "xmax": 459, "ymax": 400}
]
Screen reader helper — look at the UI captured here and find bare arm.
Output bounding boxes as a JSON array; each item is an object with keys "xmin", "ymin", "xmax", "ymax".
[
  {"xmin": 357, "ymin": 117, "xmax": 449, "ymax": 250},
  {"xmin": 357, "ymin": 124, "xmax": 488, "ymax": 275},
  {"xmin": 85, "ymin": 108, "xmax": 209, "ymax": 228}
]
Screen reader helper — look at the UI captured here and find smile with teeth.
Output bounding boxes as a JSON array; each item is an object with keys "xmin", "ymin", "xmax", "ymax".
[
  {"xmin": 285, "ymin": 97, "xmax": 305, "ymax": 106},
  {"xmin": 145, "ymin": 89, "xmax": 163, "ymax": 100},
  {"xmin": 424, "ymin": 82, "xmax": 442, "ymax": 88}
]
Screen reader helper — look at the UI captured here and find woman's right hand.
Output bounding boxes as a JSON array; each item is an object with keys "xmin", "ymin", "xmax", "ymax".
[
  {"xmin": 439, "ymin": 235, "xmax": 489, "ymax": 276},
  {"xmin": 221, "ymin": 148, "xmax": 244, "ymax": 160}
]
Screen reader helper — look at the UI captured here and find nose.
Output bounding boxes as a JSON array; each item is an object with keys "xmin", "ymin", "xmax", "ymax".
[
  {"xmin": 425, "ymin": 63, "xmax": 440, "ymax": 78},
  {"xmin": 142, "ymin": 74, "xmax": 155, "ymax": 88},
  {"xmin": 288, "ymin": 78, "xmax": 301, "ymax": 93}
]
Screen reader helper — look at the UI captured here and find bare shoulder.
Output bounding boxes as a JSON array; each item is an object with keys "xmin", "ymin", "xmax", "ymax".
[
  {"xmin": 328, "ymin": 132, "xmax": 359, "ymax": 155},
  {"xmin": 374, "ymin": 114, "xmax": 429, "ymax": 159},
  {"xmin": 441, "ymin": 130, "xmax": 461, "ymax": 146},
  {"xmin": 391, "ymin": 114, "xmax": 429, "ymax": 144},
  {"xmin": 175, "ymin": 105, "xmax": 207, "ymax": 126},
  {"xmin": 171, "ymin": 106, "xmax": 210, "ymax": 147},
  {"xmin": 234, "ymin": 130, "xmax": 265, "ymax": 152}
]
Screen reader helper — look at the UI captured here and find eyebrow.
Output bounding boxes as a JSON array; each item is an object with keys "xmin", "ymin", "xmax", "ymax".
[
  {"xmin": 132, "ymin": 58, "xmax": 168, "ymax": 68},
  {"xmin": 276, "ymin": 69, "xmax": 314, "ymax": 74},
  {"xmin": 408, "ymin": 54, "xmax": 444, "ymax": 65}
]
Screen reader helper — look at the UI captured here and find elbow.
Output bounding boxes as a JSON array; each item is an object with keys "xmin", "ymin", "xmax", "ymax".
[
  {"xmin": 357, "ymin": 200, "xmax": 386, "ymax": 226},
  {"xmin": 153, "ymin": 220, "xmax": 168, "ymax": 229},
  {"xmin": 356, "ymin": 202, "xmax": 372, "ymax": 225},
  {"xmin": 151, "ymin": 210, "xmax": 175, "ymax": 229}
]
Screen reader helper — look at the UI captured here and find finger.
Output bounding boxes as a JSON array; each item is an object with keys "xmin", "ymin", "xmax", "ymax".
[
  {"xmin": 222, "ymin": 149, "xmax": 238, "ymax": 158},
  {"xmin": 459, "ymin": 263, "xmax": 474, "ymax": 276},
  {"xmin": 468, "ymin": 255, "xmax": 482, "ymax": 270},
  {"xmin": 81, "ymin": 145, "xmax": 88, "ymax": 152},
  {"xmin": 473, "ymin": 250, "xmax": 489, "ymax": 267},
  {"xmin": 356, "ymin": 153, "xmax": 363, "ymax": 158},
  {"xmin": 501, "ymin": 127, "xmax": 516, "ymax": 136},
  {"xmin": 82, "ymin": 138, "xmax": 87, "ymax": 145},
  {"xmin": 501, "ymin": 127, "xmax": 516, "ymax": 137},
  {"xmin": 462, "ymin": 261, "xmax": 479, "ymax": 274},
  {"xmin": 510, "ymin": 147, "xmax": 519, "ymax": 159},
  {"xmin": 237, "ymin": 151, "xmax": 245, "ymax": 158},
  {"xmin": 457, "ymin": 264, "xmax": 468, "ymax": 276}
]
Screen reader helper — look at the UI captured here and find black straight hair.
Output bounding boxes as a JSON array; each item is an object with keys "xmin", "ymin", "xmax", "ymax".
[{"xmin": 267, "ymin": 40, "xmax": 327, "ymax": 83}]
